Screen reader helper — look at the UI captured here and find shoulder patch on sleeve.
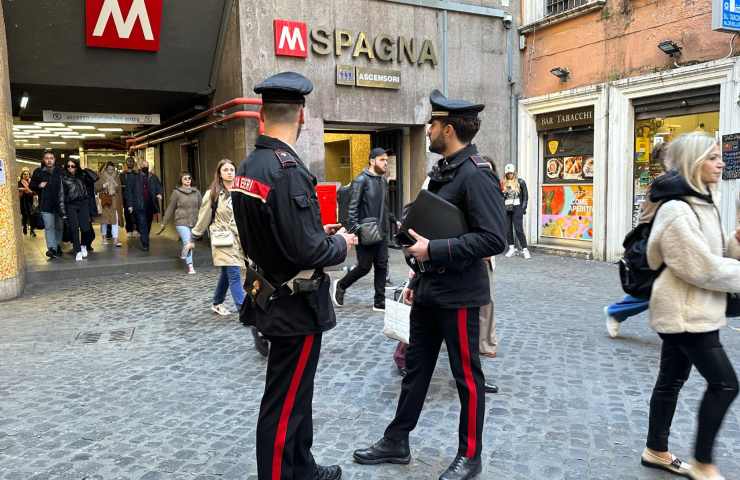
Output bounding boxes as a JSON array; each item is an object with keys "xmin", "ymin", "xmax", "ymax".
[
  {"xmin": 232, "ymin": 176, "xmax": 272, "ymax": 203},
  {"xmin": 274, "ymin": 149, "xmax": 297, "ymax": 169},
  {"xmin": 469, "ymin": 155, "xmax": 492, "ymax": 171}
]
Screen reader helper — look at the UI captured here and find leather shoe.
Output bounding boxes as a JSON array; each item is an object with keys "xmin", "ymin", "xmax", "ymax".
[
  {"xmin": 353, "ymin": 437, "xmax": 411, "ymax": 465},
  {"xmin": 314, "ymin": 464, "xmax": 342, "ymax": 480},
  {"xmin": 439, "ymin": 455, "xmax": 482, "ymax": 480},
  {"xmin": 251, "ymin": 327, "xmax": 269, "ymax": 357},
  {"xmin": 484, "ymin": 382, "xmax": 499, "ymax": 394}
]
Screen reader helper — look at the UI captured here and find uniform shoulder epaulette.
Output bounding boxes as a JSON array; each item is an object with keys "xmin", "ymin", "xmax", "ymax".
[
  {"xmin": 469, "ymin": 155, "xmax": 492, "ymax": 171},
  {"xmin": 274, "ymin": 149, "xmax": 297, "ymax": 169}
]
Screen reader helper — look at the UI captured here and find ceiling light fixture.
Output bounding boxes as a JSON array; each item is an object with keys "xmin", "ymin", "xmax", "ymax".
[
  {"xmin": 19, "ymin": 92, "xmax": 29, "ymax": 110},
  {"xmin": 658, "ymin": 40, "xmax": 682, "ymax": 57},
  {"xmin": 23, "ymin": 143, "xmax": 41, "ymax": 147},
  {"xmin": 36, "ymin": 122, "xmax": 65, "ymax": 127},
  {"xmin": 69, "ymin": 125, "xmax": 96, "ymax": 130},
  {"xmin": 47, "ymin": 127, "xmax": 74, "ymax": 132},
  {"xmin": 550, "ymin": 67, "xmax": 570, "ymax": 81},
  {"xmin": 49, "ymin": 141, "xmax": 67, "ymax": 145},
  {"xmin": 15, "ymin": 125, "xmax": 42, "ymax": 130},
  {"xmin": 82, "ymin": 133, "xmax": 106, "ymax": 138},
  {"xmin": 98, "ymin": 128, "xmax": 123, "ymax": 132}
]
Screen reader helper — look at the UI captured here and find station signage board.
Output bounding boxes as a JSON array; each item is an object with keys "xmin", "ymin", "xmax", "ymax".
[
  {"xmin": 713, "ymin": 0, "xmax": 740, "ymax": 32},
  {"xmin": 86, "ymin": 0, "xmax": 163, "ymax": 52},
  {"xmin": 43, "ymin": 110, "xmax": 161, "ymax": 125}
]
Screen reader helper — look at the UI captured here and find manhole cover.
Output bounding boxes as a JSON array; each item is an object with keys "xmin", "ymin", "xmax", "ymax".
[{"xmin": 74, "ymin": 328, "xmax": 135, "ymax": 344}]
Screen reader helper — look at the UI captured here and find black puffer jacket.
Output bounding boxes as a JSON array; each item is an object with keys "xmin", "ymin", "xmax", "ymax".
[
  {"xmin": 347, "ymin": 168, "xmax": 394, "ymax": 234},
  {"xmin": 58, "ymin": 172, "xmax": 89, "ymax": 217}
]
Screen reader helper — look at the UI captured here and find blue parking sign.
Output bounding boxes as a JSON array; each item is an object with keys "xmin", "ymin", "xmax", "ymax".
[{"xmin": 714, "ymin": 0, "xmax": 740, "ymax": 32}]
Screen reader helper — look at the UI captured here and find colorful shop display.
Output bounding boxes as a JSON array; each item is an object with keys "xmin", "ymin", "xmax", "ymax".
[{"xmin": 540, "ymin": 185, "xmax": 593, "ymax": 240}]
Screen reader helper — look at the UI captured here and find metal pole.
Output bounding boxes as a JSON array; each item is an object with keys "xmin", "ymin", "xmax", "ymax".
[{"xmin": 442, "ymin": 10, "xmax": 448, "ymax": 96}]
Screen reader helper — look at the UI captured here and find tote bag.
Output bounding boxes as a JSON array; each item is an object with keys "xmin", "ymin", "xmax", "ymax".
[{"xmin": 383, "ymin": 288, "xmax": 411, "ymax": 344}]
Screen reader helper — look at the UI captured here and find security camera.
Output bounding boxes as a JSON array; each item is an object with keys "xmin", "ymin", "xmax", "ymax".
[{"xmin": 502, "ymin": 15, "xmax": 513, "ymax": 28}]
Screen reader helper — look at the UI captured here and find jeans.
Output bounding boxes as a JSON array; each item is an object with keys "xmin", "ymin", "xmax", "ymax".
[
  {"xmin": 101, "ymin": 212, "xmax": 120, "ymax": 240},
  {"xmin": 213, "ymin": 266, "xmax": 245, "ymax": 308},
  {"xmin": 647, "ymin": 330, "xmax": 738, "ymax": 463},
  {"xmin": 506, "ymin": 207, "xmax": 528, "ymax": 249},
  {"xmin": 175, "ymin": 226, "xmax": 193, "ymax": 266},
  {"xmin": 607, "ymin": 295, "xmax": 649, "ymax": 322},
  {"xmin": 41, "ymin": 211, "xmax": 63, "ymax": 250},
  {"xmin": 338, "ymin": 241, "xmax": 389, "ymax": 305},
  {"xmin": 66, "ymin": 200, "xmax": 92, "ymax": 253}
]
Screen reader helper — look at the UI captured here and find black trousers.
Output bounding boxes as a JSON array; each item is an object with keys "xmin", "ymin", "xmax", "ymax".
[
  {"xmin": 66, "ymin": 200, "xmax": 91, "ymax": 253},
  {"xmin": 338, "ymin": 241, "xmax": 388, "ymax": 305},
  {"xmin": 385, "ymin": 305, "xmax": 484, "ymax": 459},
  {"xmin": 123, "ymin": 201, "xmax": 137, "ymax": 233},
  {"xmin": 647, "ymin": 330, "xmax": 738, "ymax": 463},
  {"xmin": 506, "ymin": 207, "xmax": 527, "ymax": 249},
  {"xmin": 257, "ymin": 333, "xmax": 322, "ymax": 480},
  {"xmin": 135, "ymin": 208, "xmax": 154, "ymax": 248}
]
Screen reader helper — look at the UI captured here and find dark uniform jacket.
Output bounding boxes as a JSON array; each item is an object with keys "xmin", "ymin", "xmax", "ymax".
[
  {"xmin": 232, "ymin": 135, "xmax": 348, "ymax": 337},
  {"xmin": 347, "ymin": 169, "xmax": 394, "ymax": 235},
  {"xmin": 124, "ymin": 172, "xmax": 163, "ymax": 212},
  {"xmin": 408, "ymin": 144, "xmax": 507, "ymax": 308},
  {"xmin": 30, "ymin": 166, "xmax": 63, "ymax": 214}
]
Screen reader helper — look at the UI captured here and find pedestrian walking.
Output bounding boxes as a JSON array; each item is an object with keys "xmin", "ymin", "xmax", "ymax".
[
  {"xmin": 160, "ymin": 172, "xmax": 202, "ymax": 274},
  {"xmin": 95, "ymin": 162, "xmax": 124, "ymax": 247},
  {"xmin": 332, "ymin": 146, "xmax": 394, "ymax": 312},
  {"xmin": 58, "ymin": 158, "xmax": 93, "ymax": 262},
  {"xmin": 353, "ymin": 89, "xmax": 507, "ymax": 480},
  {"xmin": 640, "ymin": 132, "xmax": 740, "ymax": 480},
  {"xmin": 479, "ymin": 156, "xmax": 500, "ymax": 363},
  {"xmin": 231, "ymin": 72, "xmax": 357, "ymax": 480},
  {"xmin": 30, "ymin": 150, "xmax": 64, "ymax": 258},
  {"xmin": 17, "ymin": 168, "xmax": 36, "ymax": 237},
  {"xmin": 124, "ymin": 159, "xmax": 163, "ymax": 251},
  {"xmin": 605, "ymin": 142, "xmax": 670, "ymax": 338},
  {"xmin": 502, "ymin": 163, "xmax": 531, "ymax": 259},
  {"xmin": 121, "ymin": 156, "xmax": 138, "ymax": 237}
]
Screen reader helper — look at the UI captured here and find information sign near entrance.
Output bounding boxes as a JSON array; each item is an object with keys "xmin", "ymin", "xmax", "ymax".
[
  {"xmin": 722, "ymin": 133, "xmax": 740, "ymax": 180},
  {"xmin": 713, "ymin": 0, "xmax": 740, "ymax": 32}
]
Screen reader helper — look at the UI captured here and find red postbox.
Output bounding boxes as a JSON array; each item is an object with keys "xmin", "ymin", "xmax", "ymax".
[{"xmin": 315, "ymin": 182, "xmax": 339, "ymax": 225}]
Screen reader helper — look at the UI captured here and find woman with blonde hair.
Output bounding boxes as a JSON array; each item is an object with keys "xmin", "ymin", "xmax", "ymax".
[
  {"xmin": 501, "ymin": 164, "xmax": 530, "ymax": 259},
  {"xmin": 188, "ymin": 158, "xmax": 268, "ymax": 356},
  {"xmin": 640, "ymin": 132, "xmax": 740, "ymax": 480}
]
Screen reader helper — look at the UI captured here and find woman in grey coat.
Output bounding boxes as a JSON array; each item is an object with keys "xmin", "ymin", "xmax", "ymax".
[{"xmin": 160, "ymin": 172, "xmax": 202, "ymax": 274}]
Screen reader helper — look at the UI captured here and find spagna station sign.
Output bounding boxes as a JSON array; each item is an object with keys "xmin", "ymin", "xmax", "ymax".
[{"xmin": 273, "ymin": 19, "xmax": 438, "ymax": 89}]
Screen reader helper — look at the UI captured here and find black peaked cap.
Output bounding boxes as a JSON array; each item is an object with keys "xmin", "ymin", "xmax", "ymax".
[
  {"xmin": 429, "ymin": 89, "xmax": 484, "ymax": 121},
  {"xmin": 254, "ymin": 72, "xmax": 314, "ymax": 104}
]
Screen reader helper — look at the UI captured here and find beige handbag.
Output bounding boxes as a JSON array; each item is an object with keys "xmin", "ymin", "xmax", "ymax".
[{"xmin": 209, "ymin": 226, "xmax": 234, "ymax": 247}]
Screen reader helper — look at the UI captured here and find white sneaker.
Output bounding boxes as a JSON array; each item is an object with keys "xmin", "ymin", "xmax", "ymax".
[
  {"xmin": 81, "ymin": 246, "xmax": 88, "ymax": 258},
  {"xmin": 605, "ymin": 307, "xmax": 621, "ymax": 338},
  {"xmin": 504, "ymin": 246, "xmax": 517, "ymax": 258},
  {"xmin": 522, "ymin": 248, "xmax": 532, "ymax": 260},
  {"xmin": 211, "ymin": 304, "xmax": 232, "ymax": 316},
  {"xmin": 187, "ymin": 265, "xmax": 196, "ymax": 275},
  {"xmin": 75, "ymin": 252, "xmax": 84, "ymax": 262}
]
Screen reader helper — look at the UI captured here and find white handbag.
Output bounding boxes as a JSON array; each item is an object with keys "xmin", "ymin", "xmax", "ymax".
[
  {"xmin": 383, "ymin": 288, "xmax": 411, "ymax": 344},
  {"xmin": 209, "ymin": 226, "xmax": 234, "ymax": 247}
]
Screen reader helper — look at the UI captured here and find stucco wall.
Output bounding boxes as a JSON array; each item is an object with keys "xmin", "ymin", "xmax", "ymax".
[
  {"xmin": 237, "ymin": 0, "xmax": 518, "ymax": 179},
  {"xmin": 522, "ymin": 0, "xmax": 735, "ymax": 97}
]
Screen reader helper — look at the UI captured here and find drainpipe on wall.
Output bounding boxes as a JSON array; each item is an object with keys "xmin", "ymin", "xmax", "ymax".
[
  {"xmin": 442, "ymin": 10, "xmax": 449, "ymax": 96},
  {"xmin": 506, "ymin": 19, "xmax": 517, "ymax": 166}
]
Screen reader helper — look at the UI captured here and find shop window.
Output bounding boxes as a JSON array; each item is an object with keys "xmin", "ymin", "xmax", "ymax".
[{"xmin": 632, "ymin": 111, "xmax": 719, "ymax": 227}]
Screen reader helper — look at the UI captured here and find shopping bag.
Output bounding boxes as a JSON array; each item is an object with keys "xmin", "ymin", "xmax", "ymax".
[{"xmin": 383, "ymin": 292, "xmax": 411, "ymax": 344}]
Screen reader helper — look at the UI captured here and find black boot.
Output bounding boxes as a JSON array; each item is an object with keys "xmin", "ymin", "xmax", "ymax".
[
  {"xmin": 251, "ymin": 327, "xmax": 269, "ymax": 358},
  {"xmin": 45, "ymin": 249, "xmax": 56, "ymax": 259},
  {"xmin": 484, "ymin": 382, "xmax": 499, "ymax": 394},
  {"xmin": 353, "ymin": 437, "xmax": 410, "ymax": 465},
  {"xmin": 439, "ymin": 455, "xmax": 482, "ymax": 480},
  {"xmin": 56, "ymin": 246, "xmax": 63, "ymax": 256},
  {"xmin": 314, "ymin": 464, "xmax": 342, "ymax": 480}
]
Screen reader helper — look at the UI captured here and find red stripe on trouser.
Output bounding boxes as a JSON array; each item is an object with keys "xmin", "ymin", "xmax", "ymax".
[
  {"xmin": 272, "ymin": 335, "xmax": 315, "ymax": 480},
  {"xmin": 457, "ymin": 308, "xmax": 477, "ymax": 458}
]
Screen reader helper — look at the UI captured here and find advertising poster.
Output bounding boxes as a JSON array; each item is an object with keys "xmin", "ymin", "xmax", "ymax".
[
  {"xmin": 541, "ymin": 185, "xmax": 593, "ymax": 240},
  {"xmin": 544, "ymin": 156, "xmax": 593, "ymax": 184}
]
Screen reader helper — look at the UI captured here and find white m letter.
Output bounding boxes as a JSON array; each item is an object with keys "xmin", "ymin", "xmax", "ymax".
[
  {"xmin": 278, "ymin": 26, "xmax": 305, "ymax": 52},
  {"xmin": 93, "ymin": 0, "xmax": 154, "ymax": 40}
]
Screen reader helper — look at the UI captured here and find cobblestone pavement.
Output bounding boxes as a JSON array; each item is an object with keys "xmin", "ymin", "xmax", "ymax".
[{"xmin": 1, "ymin": 252, "xmax": 739, "ymax": 480}]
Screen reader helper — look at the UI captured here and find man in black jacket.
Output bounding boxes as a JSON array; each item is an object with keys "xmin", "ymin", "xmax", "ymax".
[
  {"xmin": 124, "ymin": 159, "xmax": 162, "ymax": 251},
  {"xmin": 332, "ymin": 147, "xmax": 393, "ymax": 311},
  {"xmin": 120, "ymin": 156, "xmax": 138, "ymax": 236},
  {"xmin": 30, "ymin": 150, "xmax": 64, "ymax": 258},
  {"xmin": 353, "ymin": 90, "xmax": 507, "ymax": 480},
  {"xmin": 231, "ymin": 72, "xmax": 357, "ymax": 480}
]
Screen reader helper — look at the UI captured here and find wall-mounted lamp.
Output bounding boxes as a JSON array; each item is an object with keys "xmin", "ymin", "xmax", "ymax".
[
  {"xmin": 550, "ymin": 67, "xmax": 570, "ymax": 81},
  {"xmin": 658, "ymin": 40, "xmax": 682, "ymax": 57},
  {"xmin": 19, "ymin": 92, "xmax": 29, "ymax": 110}
]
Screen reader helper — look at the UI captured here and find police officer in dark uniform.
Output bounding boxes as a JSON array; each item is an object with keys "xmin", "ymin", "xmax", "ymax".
[
  {"xmin": 231, "ymin": 72, "xmax": 357, "ymax": 480},
  {"xmin": 353, "ymin": 90, "xmax": 507, "ymax": 480}
]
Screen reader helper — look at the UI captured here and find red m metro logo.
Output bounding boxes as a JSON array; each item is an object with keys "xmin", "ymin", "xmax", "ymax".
[
  {"xmin": 274, "ymin": 19, "xmax": 308, "ymax": 58},
  {"xmin": 86, "ymin": 0, "xmax": 163, "ymax": 52}
]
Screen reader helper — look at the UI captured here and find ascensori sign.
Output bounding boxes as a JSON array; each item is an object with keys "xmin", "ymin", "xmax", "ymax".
[
  {"xmin": 273, "ymin": 19, "xmax": 438, "ymax": 67},
  {"xmin": 86, "ymin": 0, "xmax": 163, "ymax": 52}
]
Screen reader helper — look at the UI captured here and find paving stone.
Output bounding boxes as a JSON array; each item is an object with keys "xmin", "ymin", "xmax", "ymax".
[{"xmin": 0, "ymin": 252, "xmax": 738, "ymax": 479}]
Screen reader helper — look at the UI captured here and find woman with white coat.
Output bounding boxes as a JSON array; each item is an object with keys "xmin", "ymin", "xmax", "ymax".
[{"xmin": 641, "ymin": 133, "xmax": 740, "ymax": 480}]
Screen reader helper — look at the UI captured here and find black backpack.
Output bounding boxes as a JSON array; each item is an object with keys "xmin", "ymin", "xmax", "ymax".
[{"xmin": 619, "ymin": 198, "xmax": 689, "ymax": 299}]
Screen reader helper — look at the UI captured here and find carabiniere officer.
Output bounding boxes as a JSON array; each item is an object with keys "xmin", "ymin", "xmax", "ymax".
[
  {"xmin": 353, "ymin": 89, "xmax": 507, "ymax": 480},
  {"xmin": 231, "ymin": 71, "xmax": 357, "ymax": 480}
]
